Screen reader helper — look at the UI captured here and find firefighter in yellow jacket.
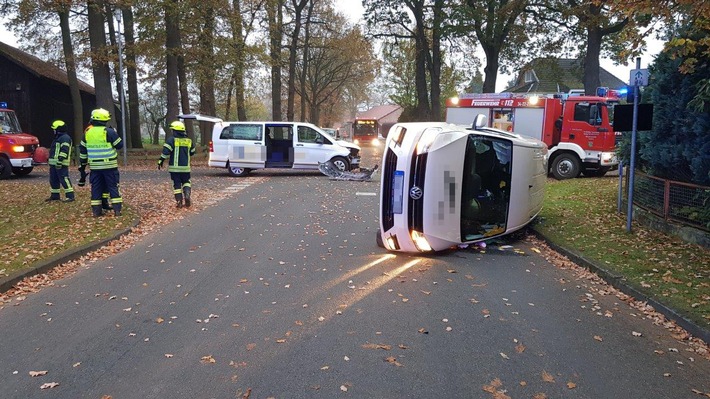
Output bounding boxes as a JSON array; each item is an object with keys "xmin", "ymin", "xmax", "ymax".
[
  {"xmin": 158, "ymin": 121, "xmax": 196, "ymax": 208},
  {"xmin": 79, "ymin": 108, "xmax": 123, "ymax": 217}
]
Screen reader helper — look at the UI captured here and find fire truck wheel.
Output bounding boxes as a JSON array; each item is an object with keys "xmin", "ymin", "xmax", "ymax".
[
  {"xmin": 12, "ymin": 166, "xmax": 33, "ymax": 176},
  {"xmin": 0, "ymin": 157, "xmax": 12, "ymax": 179},
  {"xmin": 551, "ymin": 153, "xmax": 580, "ymax": 180}
]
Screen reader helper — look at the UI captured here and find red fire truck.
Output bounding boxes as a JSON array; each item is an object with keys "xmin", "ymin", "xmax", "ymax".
[
  {"xmin": 0, "ymin": 102, "xmax": 41, "ymax": 179},
  {"xmin": 445, "ymin": 94, "xmax": 618, "ymax": 179}
]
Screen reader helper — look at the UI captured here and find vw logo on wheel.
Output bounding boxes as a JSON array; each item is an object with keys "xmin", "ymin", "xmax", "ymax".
[{"xmin": 409, "ymin": 186, "xmax": 423, "ymax": 200}]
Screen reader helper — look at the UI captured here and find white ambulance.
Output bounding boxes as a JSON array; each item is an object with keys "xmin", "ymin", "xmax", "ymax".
[
  {"xmin": 377, "ymin": 115, "xmax": 548, "ymax": 253},
  {"xmin": 180, "ymin": 115, "xmax": 361, "ymax": 177}
]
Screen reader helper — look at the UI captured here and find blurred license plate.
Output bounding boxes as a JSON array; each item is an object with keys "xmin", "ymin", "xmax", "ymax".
[{"xmin": 392, "ymin": 170, "xmax": 404, "ymax": 214}]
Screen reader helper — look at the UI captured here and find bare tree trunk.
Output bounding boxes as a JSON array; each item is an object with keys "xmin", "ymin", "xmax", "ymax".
[
  {"xmin": 299, "ymin": 1, "xmax": 314, "ymax": 122},
  {"xmin": 287, "ymin": 0, "xmax": 308, "ymax": 121},
  {"xmin": 88, "ymin": 0, "xmax": 115, "ymax": 124},
  {"xmin": 58, "ymin": 6, "xmax": 83, "ymax": 159},
  {"xmin": 481, "ymin": 45, "xmax": 500, "ymax": 93},
  {"xmin": 232, "ymin": 0, "xmax": 247, "ymax": 121},
  {"xmin": 413, "ymin": 1, "xmax": 431, "ymax": 121},
  {"xmin": 199, "ymin": 5, "xmax": 217, "ymax": 144},
  {"xmin": 429, "ymin": 0, "xmax": 443, "ymax": 121},
  {"xmin": 165, "ymin": 0, "xmax": 180, "ymax": 138},
  {"xmin": 267, "ymin": 0, "xmax": 284, "ymax": 121},
  {"xmin": 123, "ymin": 6, "xmax": 143, "ymax": 148},
  {"xmin": 105, "ymin": 3, "xmax": 131, "ymax": 149}
]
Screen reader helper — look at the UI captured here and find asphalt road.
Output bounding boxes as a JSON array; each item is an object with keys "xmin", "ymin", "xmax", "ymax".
[{"xmin": 1, "ymin": 147, "xmax": 708, "ymax": 398}]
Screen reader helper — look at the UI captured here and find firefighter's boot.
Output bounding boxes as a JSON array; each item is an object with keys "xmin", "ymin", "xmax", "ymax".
[
  {"xmin": 113, "ymin": 203, "xmax": 122, "ymax": 217},
  {"xmin": 92, "ymin": 205, "xmax": 104, "ymax": 217},
  {"xmin": 102, "ymin": 199, "xmax": 113, "ymax": 211},
  {"xmin": 175, "ymin": 194, "xmax": 183, "ymax": 208},
  {"xmin": 183, "ymin": 186, "xmax": 192, "ymax": 208}
]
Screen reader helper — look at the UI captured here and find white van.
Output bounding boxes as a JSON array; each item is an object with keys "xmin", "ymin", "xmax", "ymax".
[
  {"xmin": 180, "ymin": 115, "xmax": 361, "ymax": 177},
  {"xmin": 377, "ymin": 115, "xmax": 548, "ymax": 253}
]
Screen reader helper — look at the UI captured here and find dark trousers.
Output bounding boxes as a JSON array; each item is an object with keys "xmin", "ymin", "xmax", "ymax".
[
  {"xmin": 49, "ymin": 166, "xmax": 74, "ymax": 199},
  {"xmin": 90, "ymin": 168, "xmax": 122, "ymax": 212},
  {"xmin": 170, "ymin": 172, "xmax": 191, "ymax": 201}
]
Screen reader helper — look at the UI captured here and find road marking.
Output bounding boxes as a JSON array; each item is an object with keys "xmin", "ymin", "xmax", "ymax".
[{"xmin": 356, "ymin": 192, "xmax": 377, "ymax": 196}]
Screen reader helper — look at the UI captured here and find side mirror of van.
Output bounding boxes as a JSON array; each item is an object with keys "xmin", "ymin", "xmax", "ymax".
[{"xmin": 473, "ymin": 114, "xmax": 488, "ymax": 130}]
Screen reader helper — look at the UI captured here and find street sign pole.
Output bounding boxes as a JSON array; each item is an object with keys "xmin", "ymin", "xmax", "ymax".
[{"xmin": 626, "ymin": 57, "xmax": 641, "ymax": 232}]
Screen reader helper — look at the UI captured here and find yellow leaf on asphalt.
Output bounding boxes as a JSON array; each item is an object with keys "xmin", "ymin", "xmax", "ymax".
[
  {"xmin": 568, "ymin": 382, "xmax": 577, "ymax": 389},
  {"xmin": 29, "ymin": 371, "xmax": 48, "ymax": 377},
  {"xmin": 201, "ymin": 355, "xmax": 216, "ymax": 364},
  {"xmin": 542, "ymin": 371, "xmax": 555, "ymax": 382}
]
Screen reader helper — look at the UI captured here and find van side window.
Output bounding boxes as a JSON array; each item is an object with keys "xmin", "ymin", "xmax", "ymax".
[
  {"xmin": 298, "ymin": 126, "xmax": 328, "ymax": 144},
  {"xmin": 220, "ymin": 124, "xmax": 262, "ymax": 140},
  {"xmin": 268, "ymin": 125, "xmax": 292, "ymax": 141}
]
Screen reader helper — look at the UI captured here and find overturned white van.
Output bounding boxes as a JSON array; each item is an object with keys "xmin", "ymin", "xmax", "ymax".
[
  {"xmin": 180, "ymin": 114, "xmax": 361, "ymax": 177},
  {"xmin": 377, "ymin": 115, "xmax": 548, "ymax": 253}
]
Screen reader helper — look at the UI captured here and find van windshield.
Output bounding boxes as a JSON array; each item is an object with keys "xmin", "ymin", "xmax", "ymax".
[{"xmin": 460, "ymin": 134, "xmax": 512, "ymax": 241}]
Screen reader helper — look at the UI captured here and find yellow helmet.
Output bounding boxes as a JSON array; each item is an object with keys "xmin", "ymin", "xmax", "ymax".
[
  {"xmin": 170, "ymin": 121, "xmax": 186, "ymax": 132},
  {"xmin": 91, "ymin": 108, "xmax": 111, "ymax": 122},
  {"xmin": 51, "ymin": 120, "xmax": 66, "ymax": 130}
]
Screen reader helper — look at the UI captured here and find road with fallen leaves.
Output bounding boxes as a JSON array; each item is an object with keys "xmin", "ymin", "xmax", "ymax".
[{"xmin": 1, "ymin": 147, "xmax": 709, "ymax": 398}]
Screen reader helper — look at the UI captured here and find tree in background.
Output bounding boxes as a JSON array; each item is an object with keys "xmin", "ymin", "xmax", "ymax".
[
  {"xmin": 452, "ymin": 0, "xmax": 530, "ymax": 93},
  {"xmin": 364, "ymin": 0, "xmax": 447, "ymax": 121},
  {"xmin": 637, "ymin": 15, "xmax": 710, "ymax": 184}
]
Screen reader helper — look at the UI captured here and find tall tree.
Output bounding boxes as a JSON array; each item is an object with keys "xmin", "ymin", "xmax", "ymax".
[
  {"xmin": 122, "ymin": 5, "xmax": 143, "ymax": 149},
  {"xmin": 196, "ymin": 2, "xmax": 217, "ymax": 144},
  {"xmin": 57, "ymin": 3, "xmax": 84, "ymax": 152},
  {"xmin": 454, "ymin": 0, "xmax": 529, "ymax": 93},
  {"xmin": 87, "ymin": 0, "xmax": 115, "ymax": 123},
  {"xmin": 364, "ymin": 0, "xmax": 448, "ymax": 121},
  {"xmin": 165, "ymin": 0, "xmax": 180, "ymax": 130},
  {"xmin": 286, "ymin": 0, "xmax": 309, "ymax": 121},
  {"xmin": 267, "ymin": 0, "xmax": 284, "ymax": 120}
]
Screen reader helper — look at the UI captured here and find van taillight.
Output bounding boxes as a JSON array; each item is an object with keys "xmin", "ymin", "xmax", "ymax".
[{"xmin": 209, "ymin": 141, "xmax": 214, "ymax": 152}]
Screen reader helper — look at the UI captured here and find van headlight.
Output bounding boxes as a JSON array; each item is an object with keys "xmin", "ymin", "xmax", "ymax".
[
  {"xmin": 410, "ymin": 230, "xmax": 432, "ymax": 252},
  {"xmin": 12, "ymin": 145, "xmax": 26, "ymax": 153},
  {"xmin": 415, "ymin": 130, "xmax": 439, "ymax": 154}
]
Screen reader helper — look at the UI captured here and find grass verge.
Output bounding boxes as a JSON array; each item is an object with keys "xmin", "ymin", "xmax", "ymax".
[{"xmin": 536, "ymin": 177, "xmax": 709, "ymax": 330}]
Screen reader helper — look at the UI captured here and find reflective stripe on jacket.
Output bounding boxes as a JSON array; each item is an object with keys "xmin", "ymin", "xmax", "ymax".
[
  {"xmin": 82, "ymin": 126, "xmax": 118, "ymax": 169},
  {"xmin": 49, "ymin": 134, "xmax": 72, "ymax": 167},
  {"xmin": 161, "ymin": 134, "xmax": 195, "ymax": 173}
]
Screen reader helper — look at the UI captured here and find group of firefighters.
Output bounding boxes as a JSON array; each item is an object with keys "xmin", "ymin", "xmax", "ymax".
[{"xmin": 46, "ymin": 108, "xmax": 196, "ymax": 216}]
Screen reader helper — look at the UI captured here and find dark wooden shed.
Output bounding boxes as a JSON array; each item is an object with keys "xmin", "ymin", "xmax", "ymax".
[{"xmin": 0, "ymin": 41, "xmax": 97, "ymax": 147}]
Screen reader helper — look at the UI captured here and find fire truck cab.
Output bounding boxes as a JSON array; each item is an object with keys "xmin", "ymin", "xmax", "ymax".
[
  {"xmin": 0, "ymin": 103, "xmax": 40, "ymax": 179},
  {"xmin": 446, "ymin": 94, "xmax": 618, "ymax": 179}
]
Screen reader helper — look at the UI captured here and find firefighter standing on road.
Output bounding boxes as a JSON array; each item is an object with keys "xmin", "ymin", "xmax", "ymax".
[
  {"xmin": 46, "ymin": 120, "xmax": 75, "ymax": 202},
  {"xmin": 158, "ymin": 121, "xmax": 195, "ymax": 208},
  {"xmin": 79, "ymin": 108, "xmax": 123, "ymax": 217}
]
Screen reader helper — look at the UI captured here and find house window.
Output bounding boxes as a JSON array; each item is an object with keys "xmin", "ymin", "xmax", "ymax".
[{"xmin": 524, "ymin": 70, "xmax": 535, "ymax": 83}]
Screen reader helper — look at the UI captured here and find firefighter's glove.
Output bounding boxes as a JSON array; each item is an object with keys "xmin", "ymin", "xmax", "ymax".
[
  {"xmin": 78, "ymin": 165, "xmax": 87, "ymax": 186},
  {"xmin": 157, "ymin": 159, "xmax": 164, "ymax": 170}
]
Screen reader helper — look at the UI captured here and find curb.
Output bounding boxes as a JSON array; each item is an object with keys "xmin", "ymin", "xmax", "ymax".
[
  {"xmin": 531, "ymin": 228, "xmax": 710, "ymax": 345},
  {"xmin": 0, "ymin": 219, "xmax": 139, "ymax": 294}
]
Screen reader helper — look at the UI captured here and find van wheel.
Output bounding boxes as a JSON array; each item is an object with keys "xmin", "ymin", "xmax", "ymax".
[
  {"xmin": 227, "ymin": 163, "xmax": 250, "ymax": 177},
  {"xmin": 12, "ymin": 167, "xmax": 33, "ymax": 176},
  {"xmin": 551, "ymin": 153, "xmax": 580, "ymax": 180},
  {"xmin": 0, "ymin": 157, "xmax": 12, "ymax": 179},
  {"xmin": 376, "ymin": 228, "xmax": 385, "ymax": 248},
  {"xmin": 331, "ymin": 156, "xmax": 350, "ymax": 172}
]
